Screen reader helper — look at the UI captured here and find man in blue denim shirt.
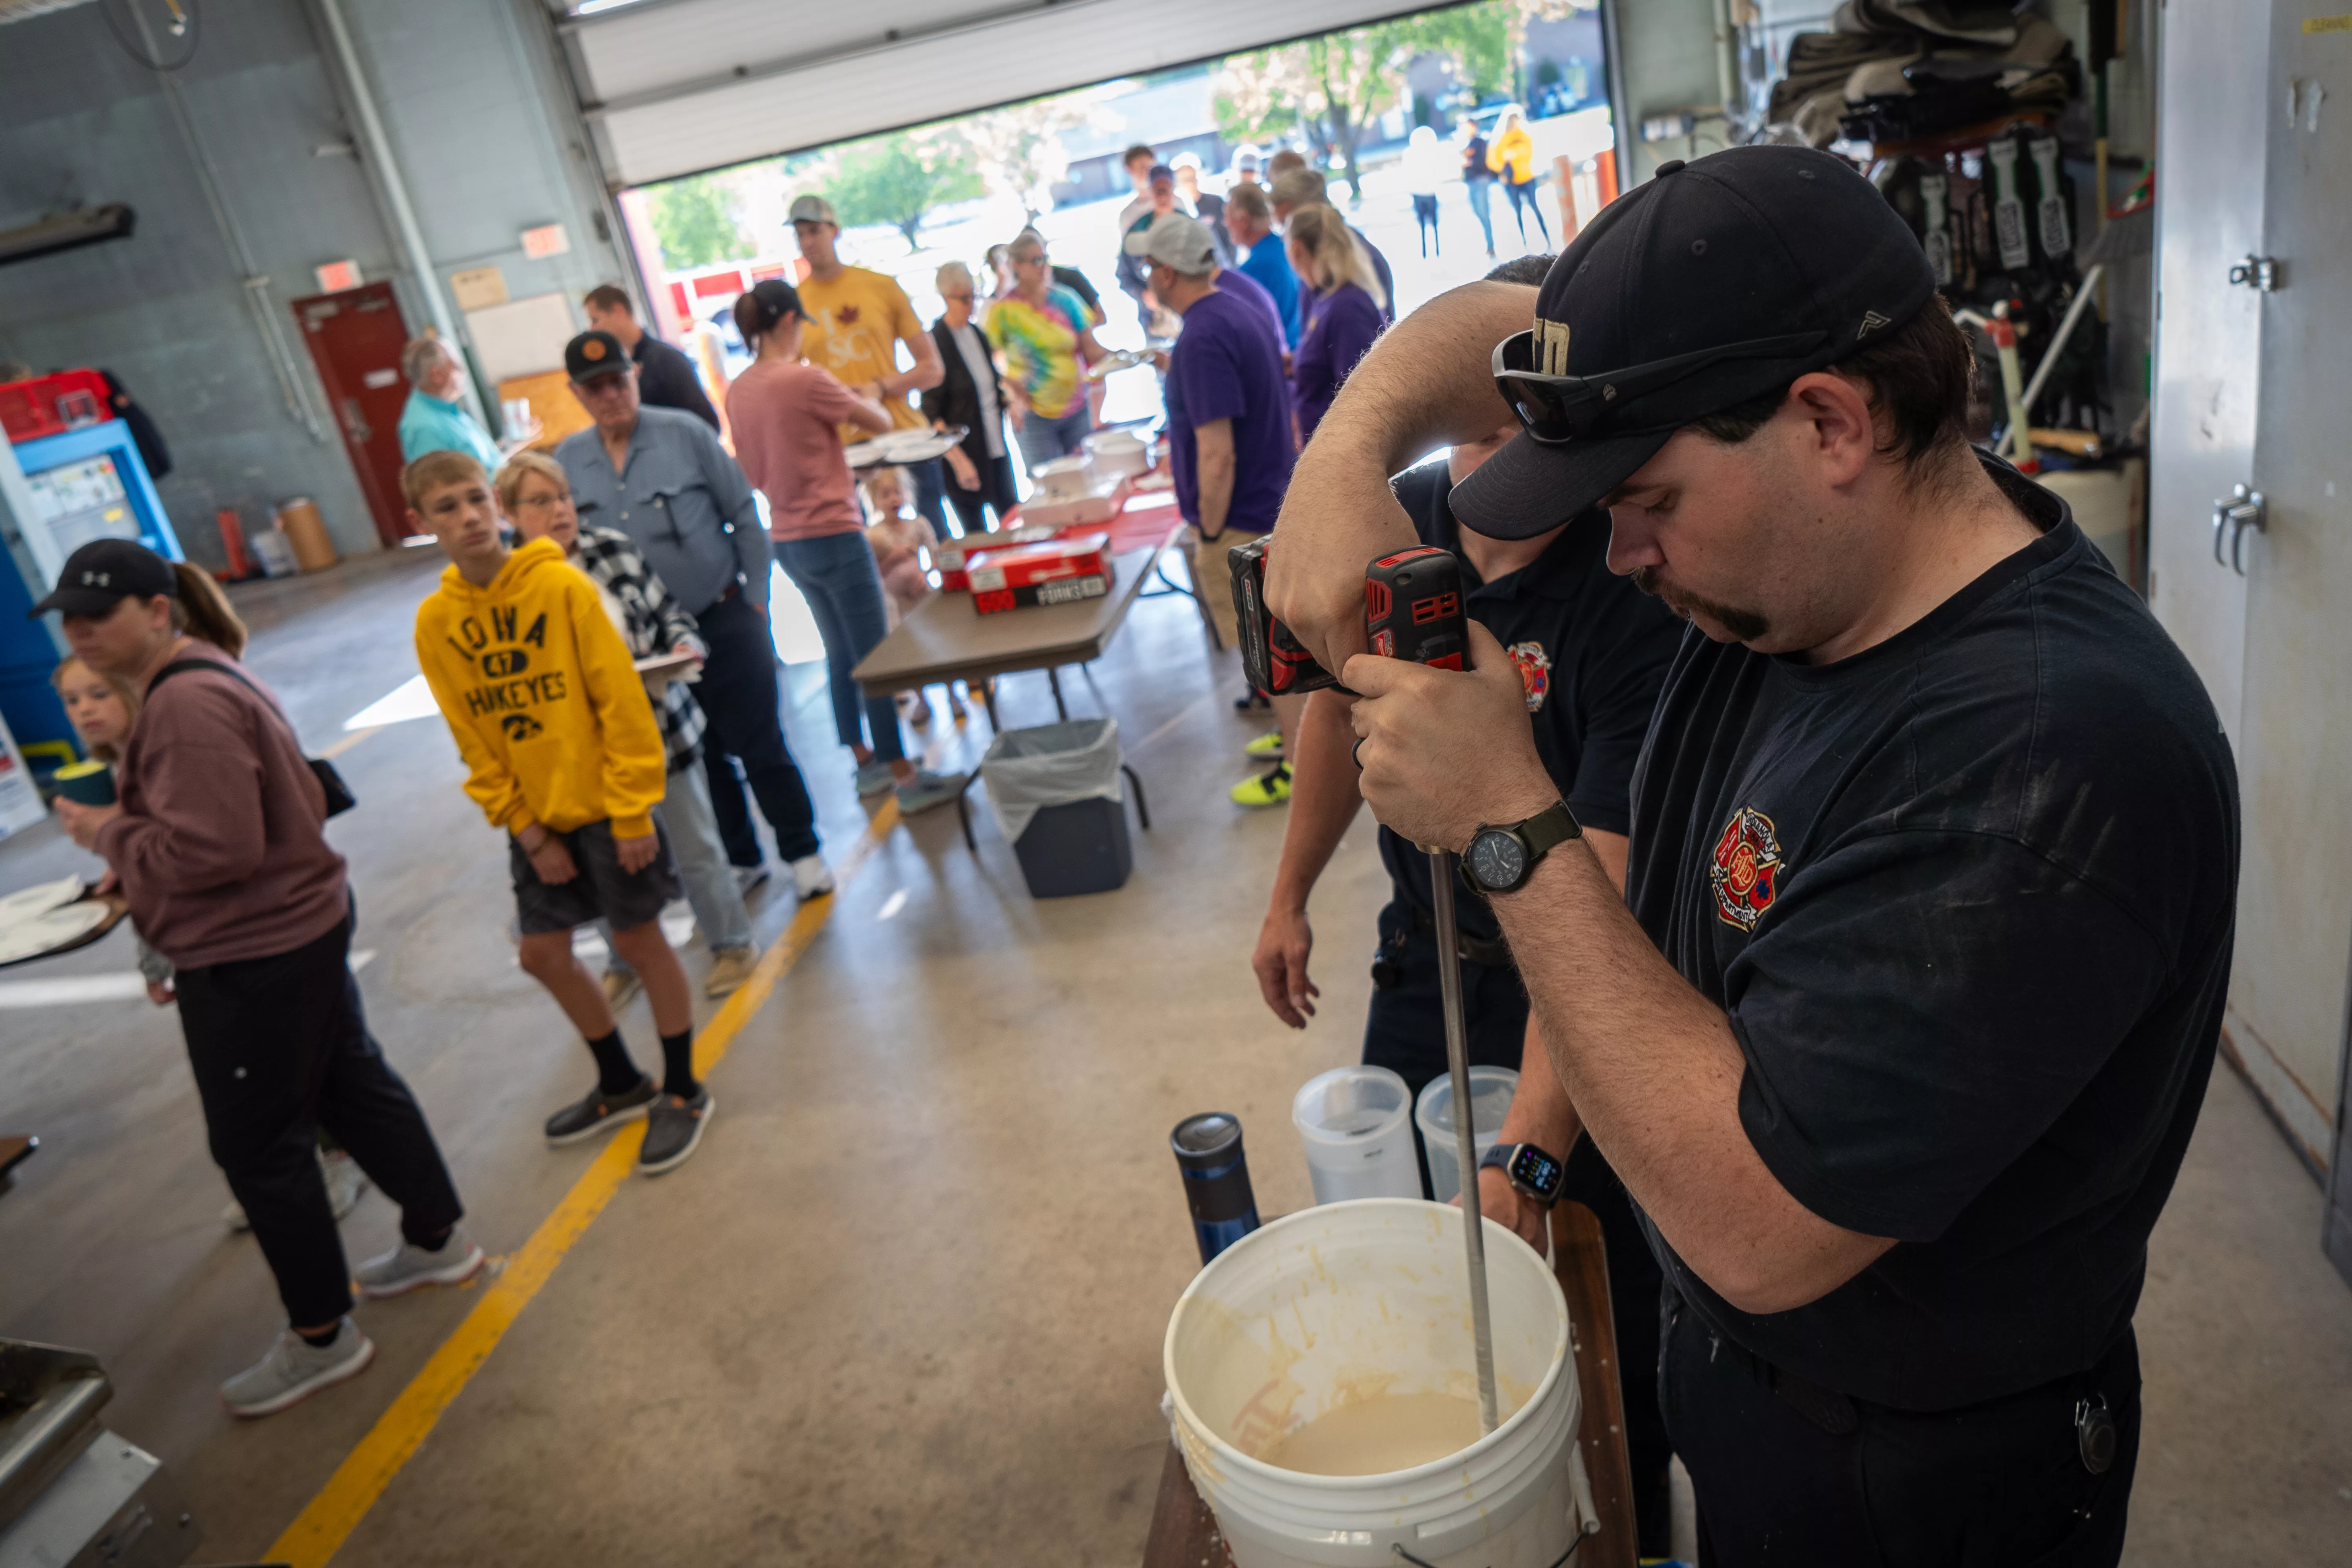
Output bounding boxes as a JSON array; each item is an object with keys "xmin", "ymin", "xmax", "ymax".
[{"xmin": 555, "ymin": 331, "xmax": 833, "ymax": 900}]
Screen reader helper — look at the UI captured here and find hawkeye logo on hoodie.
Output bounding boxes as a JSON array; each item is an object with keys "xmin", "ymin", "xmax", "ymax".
[{"xmin": 442, "ymin": 604, "xmax": 567, "ymax": 733}]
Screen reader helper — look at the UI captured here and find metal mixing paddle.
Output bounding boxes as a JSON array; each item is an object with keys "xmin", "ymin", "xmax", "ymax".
[{"xmin": 1428, "ymin": 845, "xmax": 1500, "ymax": 1434}]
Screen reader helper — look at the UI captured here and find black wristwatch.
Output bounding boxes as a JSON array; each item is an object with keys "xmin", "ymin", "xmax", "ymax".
[
  {"xmin": 1464, "ymin": 800, "xmax": 1582, "ymax": 895},
  {"xmin": 1480, "ymin": 1141, "xmax": 1567, "ymax": 1208}
]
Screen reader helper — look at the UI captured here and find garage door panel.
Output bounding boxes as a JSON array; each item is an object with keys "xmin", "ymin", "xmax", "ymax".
[
  {"xmin": 571, "ymin": 0, "xmax": 980, "ymax": 105},
  {"xmin": 575, "ymin": 0, "xmax": 1444, "ymax": 186}
]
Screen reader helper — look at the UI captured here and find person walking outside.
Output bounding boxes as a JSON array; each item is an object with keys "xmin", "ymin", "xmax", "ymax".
[
  {"xmin": 1459, "ymin": 116, "xmax": 1499, "ymax": 259},
  {"xmin": 43, "ymin": 539, "xmax": 480, "ymax": 1418},
  {"xmin": 924, "ymin": 261, "xmax": 1018, "ymax": 534},
  {"xmin": 493, "ymin": 451, "xmax": 760, "ymax": 1003},
  {"xmin": 1284, "ymin": 206, "xmax": 1387, "ymax": 448},
  {"xmin": 1224, "ymin": 183, "xmax": 1302, "ymax": 349},
  {"xmin": 787, "ymin": 195, "xmax": 951, "ymax": 539},
  {"xmin": 986, "ymin": 232, "xmax": 1109, "ymax": 475},
  {"xmin": 727, "ymin": 280, "xmax": 965, "ymax": 816},
  {"xmin": 581, "ymin": 285, "xmax": 721, "ymax": 432},
  {"xmin": 554, "ymin": 330, "xmax": 835, "ymax": 901},
  {"xmin": 1485, "ymin": 106, "xmax": 1551, "ymax": 248},
  {"xmin": 1403, "ymin": 125, "xmax": 1451, "ymax": 258}
]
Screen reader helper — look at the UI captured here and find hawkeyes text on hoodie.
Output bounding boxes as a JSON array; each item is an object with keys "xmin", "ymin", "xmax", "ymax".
[{"xmin": 415, "ymin": 537, "xmax": 667, "ymax": 839}]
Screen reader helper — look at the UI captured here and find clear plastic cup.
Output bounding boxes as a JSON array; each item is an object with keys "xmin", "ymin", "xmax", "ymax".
[
  {"xmin": 1415, "ymin": 1067, "xmax": 1520, "ymax": 1203},
  {"xmin": 1291, "ymin": 1065, "xmax": 1422, "ymax": 1205}
]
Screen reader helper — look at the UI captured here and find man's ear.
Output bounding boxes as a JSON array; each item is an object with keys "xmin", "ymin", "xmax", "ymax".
[{"xmin": 1785, "ymin": 370, "xmax": 1877, "ymax": 485}]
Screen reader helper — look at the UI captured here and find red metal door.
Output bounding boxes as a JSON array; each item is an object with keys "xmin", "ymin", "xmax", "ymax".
[{"xmin": 292, "ymin": 281, "xmax": 413, "ymax": 549}]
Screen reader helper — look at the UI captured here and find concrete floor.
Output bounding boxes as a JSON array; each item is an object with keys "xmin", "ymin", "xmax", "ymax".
[{"xmin": 2, "ymin": 547, "xmax": 2348, "ymax": 1566}]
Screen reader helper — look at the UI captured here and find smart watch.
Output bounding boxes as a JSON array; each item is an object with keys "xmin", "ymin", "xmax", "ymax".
[
  {"xmin": 1479, "ymin": 1141, "xmax": 1567, "ymax": 1208},
  {"xmin": 1463, "ymin": 800, "xmax": 1582, "ymax": 895}
]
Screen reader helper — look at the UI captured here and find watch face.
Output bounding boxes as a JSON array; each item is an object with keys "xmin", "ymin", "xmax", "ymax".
[
  {"xmin": 1468, "ymin": 829, "xmax": 1527, "ymax": 891},
  {"xmin": 1509, "ymin": 1144, "xmax": 1565, "ymax": 1201}
]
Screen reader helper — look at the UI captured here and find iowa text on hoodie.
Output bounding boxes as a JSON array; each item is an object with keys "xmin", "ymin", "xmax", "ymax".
[{"xmin": 413, "ymin": 537, "xmax": 667, "ymax": 839}]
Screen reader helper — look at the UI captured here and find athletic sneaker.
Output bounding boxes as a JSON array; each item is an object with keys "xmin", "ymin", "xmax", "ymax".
[
  {"xmin": 543, "ymin": 1073, "xmax": 657, "ymax": 1144},
  {"xmin": 601, "ymin": 967, "xmax": 643, "ymax": 1009},
  {"xmin": 1231, "ymin": 763, "xmax": 1292, "ymax": 808},
  {"xmin": 791, "ymin": 854, "xmax": 835, "ymax": 899},
  {"xmin": 220, "ymin": 1319, "xmax": 375, "ymax": 1418},
  {"xmin": 353, "ymin": 1224, "xmax": 487, "ymax": 1299},
  {"xmin": 733, "ymin": 864, "xmax": 770, "ymax": 897},
  {"xmin": 703, "ymin": 946, "xmax": 758, "ymax": 998},
  {"xmin": 895, "ymin": 770, "xmax": 967, "ymax": 816},
  {"xmin": 855, "ymin": 759, "xmax": 896, "ymax": 797},
  {"xmin": 639, "ymin": 1089, "xmax": 714, "ymax": 1175},
  {"xmin": 223, "ymin": 1148, "xmax": 370, "ymax": 1231},
  {"xmin": 1243, "ymin": 730, "xmax": 1284, "ymax": 759}
]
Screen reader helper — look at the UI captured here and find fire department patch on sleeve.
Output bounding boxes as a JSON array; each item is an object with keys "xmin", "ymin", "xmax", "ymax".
[
  {"xmin": 1709, "ymin": 806, "xmax": 1784, "ymax": 931},
  {"xmin": 1506, "ymin": 640, "xmax": 1551, "ymax": 714}
]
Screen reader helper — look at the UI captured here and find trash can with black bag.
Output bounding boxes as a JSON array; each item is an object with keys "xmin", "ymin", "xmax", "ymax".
[{"xmin": 980, "ymin": 718, "xmax": 1143, "ymax": 897}]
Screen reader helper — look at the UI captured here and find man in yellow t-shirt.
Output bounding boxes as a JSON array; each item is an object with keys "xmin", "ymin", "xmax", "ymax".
[{"xmin": 787, "ymin": 194, "xmax": 950, "ymax": 534}]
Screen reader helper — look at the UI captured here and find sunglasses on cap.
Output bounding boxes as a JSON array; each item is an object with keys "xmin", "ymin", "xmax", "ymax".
[{"xmin": 1490, "ymin": 328, "xmax": 1826, "ymax": 445}]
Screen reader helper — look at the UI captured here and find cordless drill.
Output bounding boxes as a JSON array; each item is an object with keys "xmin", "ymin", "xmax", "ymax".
[{"xmin": 1225, "ymin": 535, "xmax": 1499, "ymax": 1432}]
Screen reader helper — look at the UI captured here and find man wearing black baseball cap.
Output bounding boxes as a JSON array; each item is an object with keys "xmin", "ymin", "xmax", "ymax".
[{"xmin": 1264, "ymin": 146, "xmax": 2239, "ymax": 1560}]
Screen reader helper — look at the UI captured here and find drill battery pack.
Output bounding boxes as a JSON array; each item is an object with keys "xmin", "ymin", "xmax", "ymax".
[{"xmin": 1227, "ymin": 534, "xmax": 1339, "ymax": 698}]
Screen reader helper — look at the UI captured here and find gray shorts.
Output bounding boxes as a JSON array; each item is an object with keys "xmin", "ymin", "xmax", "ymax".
[{"xmin": 509, "ymin": 818, "xmax": 679, "ymax": 936}]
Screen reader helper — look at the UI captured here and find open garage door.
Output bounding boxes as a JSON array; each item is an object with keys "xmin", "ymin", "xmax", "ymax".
[{"xmin": 561, "ymin": 0, "xmax": 1483, "ymax": 186}]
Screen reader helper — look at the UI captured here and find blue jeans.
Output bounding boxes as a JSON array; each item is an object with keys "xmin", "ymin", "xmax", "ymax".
[
  {"xmin": 1465, "ymin": 179, "xmax": 1496, "ymax": 252},
  {"xmin": 598, "ymin": 759, "xmax": 754, "ymax": 975},
  {"xmin": 1015, "ymin": 403, "xmax": 1091, "ymax": 477},
  {"xmin": 772, "ymin": 532, "xmax": 904, "ymax": 764}
]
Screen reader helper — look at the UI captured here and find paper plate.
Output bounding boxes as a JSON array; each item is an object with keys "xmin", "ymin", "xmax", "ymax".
[
  {"xmin": 0, "ymin": 901, "xmax": 111, "ymax": 965},
  {"xmin": 0, "ymin": 875, "xmax": 86, "ymax": 926}
]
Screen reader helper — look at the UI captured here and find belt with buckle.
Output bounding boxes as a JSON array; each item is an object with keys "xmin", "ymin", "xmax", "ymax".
[{"xmin": 1409, "ymin": 907, "xmax": 1515, "ymax": 970}]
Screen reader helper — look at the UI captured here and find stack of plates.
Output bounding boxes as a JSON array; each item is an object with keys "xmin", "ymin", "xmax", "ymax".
[
  {"xmin": 844, "ymin": 425, "xmax": 970, "ymax": 469},
  {"xmin": 0, "ymin": 875, "xmax": 108, "ymax": 966}
]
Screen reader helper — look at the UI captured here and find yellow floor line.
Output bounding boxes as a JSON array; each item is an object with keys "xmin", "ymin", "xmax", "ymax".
[
  {"xmin": 318, "ymin": 725, "xmax": 383, "ymax": 760},
  {"xmin": 266, "ymin": 800, "xmax": 901, "ymax": 1568}
]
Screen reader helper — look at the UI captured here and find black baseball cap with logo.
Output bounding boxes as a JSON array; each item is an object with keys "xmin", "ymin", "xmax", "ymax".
[
  {"xmin": 30, "ymin": 538, "xmax": 178, "ymax": 619},
  {"xmin": 564, "ymin": 329, "xmax": 633, "ymax": 381},
  {"xmin": 1452, "ymin": 144, "xmax": 1937, "ymax": 540}
]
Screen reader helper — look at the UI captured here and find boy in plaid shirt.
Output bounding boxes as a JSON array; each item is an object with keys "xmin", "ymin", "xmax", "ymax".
[{"xmin": 495, "ymin": 452, "xmax": 760, "ymax": 1003}]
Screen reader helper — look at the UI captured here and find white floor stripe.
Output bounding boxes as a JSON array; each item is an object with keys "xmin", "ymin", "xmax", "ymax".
[{"xmin": 342, "ymin": 674, "xmax": 438, "ymax": 731}]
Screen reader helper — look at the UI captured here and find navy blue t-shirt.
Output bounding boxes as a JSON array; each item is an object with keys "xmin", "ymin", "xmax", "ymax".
[
  {"xmin": 1166, "ymin": 288, "xmax": 1295, "ymax": 536},
  {"xmin": 1624, "ymin": 456, "xmax": 2240, "ymax": 1410}
]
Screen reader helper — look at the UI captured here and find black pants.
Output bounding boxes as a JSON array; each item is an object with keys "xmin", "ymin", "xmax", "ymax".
[
  {"xmin": 1663, "ymin": 1288, "xmax": 2142, "ymax": 1566},
  {"xmin": 691, "ymin": 588, "xmax": 820, "ymax": 867},
  {"xmin": 1505, "ymin": 177, "xmax": 1551, "ymax": 244},
  {"xmin": 1360, "ymin": 900, "xmax": 1676, "ymax": 1558},
  {"xmin": 176, "ymin": 915, "xmax": 464, "ymax": 1327},
  {"xmin": 943, "ymin": 448, "xmax": 1019, "ymax": 537},
  {"xmin": 1412, "ymin": 193, "xmax": 1440, "ymax": 256}
]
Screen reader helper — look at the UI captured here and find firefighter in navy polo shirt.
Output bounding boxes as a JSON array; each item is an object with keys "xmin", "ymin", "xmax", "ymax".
[
  {"xmin": 1251, "ymin": 248, "xmax": 1686, "ymax": 1563},
  {"xmin": 1260, "ymin": 148, "xmax": 2239, "ymax": 1564}
]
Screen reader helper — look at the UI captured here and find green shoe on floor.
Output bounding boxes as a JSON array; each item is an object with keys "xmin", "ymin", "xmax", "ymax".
[
  {"xmin": 1243, "ymin": 730, "xmax": 1284, "ymax": 759},
  {"xmin": 1231, "ymin": 763, "xmax": 1292, "ymax": 808}
]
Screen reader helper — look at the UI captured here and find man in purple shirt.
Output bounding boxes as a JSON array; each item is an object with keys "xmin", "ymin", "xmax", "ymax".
[
  {"xmin": 1130, "ymin": 216, "xmax": 1302, "ymax": 805},
  {"xmin": 1210, "ymin": 261, "xmax": 1291, "ymax": 362}
]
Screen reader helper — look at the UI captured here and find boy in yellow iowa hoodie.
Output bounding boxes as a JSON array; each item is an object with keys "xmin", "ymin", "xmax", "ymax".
[{"xmin": 406, "ymin": 450, "xmax": 712, "ymax": 1176}]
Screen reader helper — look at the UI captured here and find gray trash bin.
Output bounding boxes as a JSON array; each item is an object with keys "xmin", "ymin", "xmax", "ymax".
[{"xmin": 981, "ymin": 718, "xmax": 1134, "ymax": 897}]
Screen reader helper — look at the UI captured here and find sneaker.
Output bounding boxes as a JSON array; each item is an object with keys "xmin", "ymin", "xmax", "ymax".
[
  {"xmin": 1243, "ymin": 730, "xmax": 1285, "ymax": 759},
  {"xmin": 855, "ymin": 759, "xmax": 896, "ymax": 797},
  {"xmin": 1234, "ymin": 687, "xmax": 1271, "ymax": 711},
  {"xmin": 791, "ymin": 854, "xmax": 836, "ymax": 899},
  {"xmin": 353, "ymin": 1224, "xmax": 487, "ymax": 1299},
  {"xmin": 1231, "ymin": 763, "xmax": 1292, "ymax": 808},
  {"xmin": 543, "ymin": 1074, "xmax": 658, "ymax": 1145},
  {"xmin": 219, "ymin": 1320, "xmax": 375, "ymax": 1418},
  {"xmin": 894, "ymin": 769, "xmax": 967, "ymax": 816},
  {"xmin": 320, "ymin": 1150, "xmax": 369, "ymax": 1221},
  {"xmin": 639, "ymin": 1089, "xmax": 714, "ymax": 1175},
  {"xmin": 703, "ymin": 946, "xmax": 758, "ymax": 998},
  {"xmin": 733, "ymin": 864, "xmax": 770, "ymax": 897},
  {"xmin": 601, "ymin": 967, "xmax": 642, "ymax": 1009}
]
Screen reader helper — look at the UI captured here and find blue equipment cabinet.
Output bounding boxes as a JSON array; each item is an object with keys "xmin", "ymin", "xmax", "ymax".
[{"xmin": 0, "ymin": 419, "xmax": 183, "ymax": 769}]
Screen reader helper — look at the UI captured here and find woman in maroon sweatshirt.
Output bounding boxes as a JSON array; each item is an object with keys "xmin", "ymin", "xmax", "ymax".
[{"xmin": 41, "ymin": 539, "xmax": 478, "ymax": 1418}]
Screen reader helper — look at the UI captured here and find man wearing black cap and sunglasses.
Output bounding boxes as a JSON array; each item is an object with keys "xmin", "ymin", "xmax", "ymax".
[{"xmin": 1263, "ymin": 146, "xmax": 2239, "ymax": 1562}]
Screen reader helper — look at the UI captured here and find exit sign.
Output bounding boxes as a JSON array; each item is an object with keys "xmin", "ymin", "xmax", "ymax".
[
  {"xmin": 520, "ymin": 224, "xmax": 570, "ymax": 260},
  {"xmin": 314, "ymin": 259, "xmax": 362, "ymax": 292}
]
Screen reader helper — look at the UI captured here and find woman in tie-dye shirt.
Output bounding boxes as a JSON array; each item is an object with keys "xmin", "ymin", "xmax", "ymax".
[{"xmin": 985, "ymin": 232, "xmax": 1107, "ymax": 473}]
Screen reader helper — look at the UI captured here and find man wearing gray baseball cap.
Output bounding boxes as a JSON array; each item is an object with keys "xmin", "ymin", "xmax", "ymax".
[{"xmin": 1262, "ymin": 146, "xmax": 2237, "ymax": 1561}]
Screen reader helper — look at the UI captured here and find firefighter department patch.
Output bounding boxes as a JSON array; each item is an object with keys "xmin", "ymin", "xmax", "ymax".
[
  {"xmin": 1506, "ymin": 640, "xmax": 1551, "ymax": 714},
  {"xmin": 1709, "ymin": 806, "xmax": 1784, "ymax": 931}
]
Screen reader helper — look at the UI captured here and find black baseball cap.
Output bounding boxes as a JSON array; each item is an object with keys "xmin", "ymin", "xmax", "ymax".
[
  {"xmin": 564, "ymin": 329, "xmax": 633, "ymax": 381},
  {"xmin": 1452, "ymin": 145, "xmax": 1937, "ymax": 540},
  {"xmin": 738, "ymin": 278, "xmax": 802, "ymax": 335},
  {"xmin": 30, "ymin": 538, "xmax": 177, "ymax": 619}
]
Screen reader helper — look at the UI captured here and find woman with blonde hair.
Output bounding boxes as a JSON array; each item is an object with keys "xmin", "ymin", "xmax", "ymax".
[
  {"xmin": 1284, "ymin": 204, "xmax": 1387, "ymax": 446},
  {"xmin": 1484, "ymin": 106, "xmax": 1551, "ymax": 247}
]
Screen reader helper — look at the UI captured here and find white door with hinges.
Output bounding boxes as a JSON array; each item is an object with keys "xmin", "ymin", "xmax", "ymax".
[{"xmin": 2152, "ymin": 0, "xmax": 2352, "ymax": 1276}]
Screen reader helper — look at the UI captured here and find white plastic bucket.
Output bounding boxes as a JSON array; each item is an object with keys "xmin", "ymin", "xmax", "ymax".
[
  {"xmin": 1166, "ymin": 1199, "xmax": 1591, "ymax": 1568},
  {"xmin": 1292, "ymin": 1065, "xmax": 1422, "ymax": 1205},
  {"xmin": 1415, "ymin": 1067, "xmax": 1518, "ymax": 1203}
]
